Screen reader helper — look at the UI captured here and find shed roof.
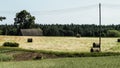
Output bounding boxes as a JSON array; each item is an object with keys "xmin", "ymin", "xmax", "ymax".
[{"xmin": 20, "ymin": 28, "xmax": 43, "ymax": 36}]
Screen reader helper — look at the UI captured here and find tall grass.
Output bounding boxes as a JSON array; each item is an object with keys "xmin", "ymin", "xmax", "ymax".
[{"xmin": 0, "ymin": 54, "xmax": 13, "ymax": 61}]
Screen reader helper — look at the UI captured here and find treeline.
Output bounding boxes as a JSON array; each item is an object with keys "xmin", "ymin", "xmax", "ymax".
[
  {"xmin": 36, "ymin": 24, "xmax": 120, "ymax": 37},
  {"xmin": 0, "ymin": 24, "xmax": 120, "ymax": 37}
]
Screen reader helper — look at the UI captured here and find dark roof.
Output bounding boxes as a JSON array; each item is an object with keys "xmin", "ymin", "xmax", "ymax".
[{"xmin": 20, "ymin": 28, "xmax": 43, "ymax": 36}]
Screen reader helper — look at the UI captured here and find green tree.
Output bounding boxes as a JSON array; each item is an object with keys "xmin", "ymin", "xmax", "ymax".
[
  {"xmin": 46, "ymin": 27, "xmax": 60, "ymax": 36},
  {"xmin": 0, "ymin": 16, "xmax": 6, "ymax": 21},
  {"xmin": 0, "ymin": 30, "xmax": 3, "ymax": 35},
  {"xmin": 14, "ymin": 10, "xmax": 35, "ymax": 29},
  {"xmin": 0, "ymin": 16, "xmax": 6, "ymax": 35},
  {"xmin": 107, "ymin": 30, "xmax": 120, "ymax": 37}
]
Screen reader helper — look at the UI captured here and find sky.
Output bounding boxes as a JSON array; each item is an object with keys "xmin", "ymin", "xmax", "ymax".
[{"xmin": 0, "ymin": 0, "xmax": 120, "ymax": 25}]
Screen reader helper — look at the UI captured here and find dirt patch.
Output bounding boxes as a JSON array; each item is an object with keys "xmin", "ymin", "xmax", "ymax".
[
  {"xmin": 13, "ymin": 52, "xmax": 42, "ymax": 61},
  {"xmin": 13, "ymin": 52, "xmax": 58, "ymax": 61}
]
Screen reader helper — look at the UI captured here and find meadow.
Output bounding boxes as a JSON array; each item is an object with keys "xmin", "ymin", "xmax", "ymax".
[
  {"xmin": 1, "ymin": 56, "xmax": 120, "ymax": 68},
  {"xmin": 0, "ymin": 36, "xmax": 119, "ymax": 52}
]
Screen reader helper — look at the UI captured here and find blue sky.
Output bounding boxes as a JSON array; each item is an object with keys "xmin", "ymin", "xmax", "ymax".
[{"xmin": 0, "ymin": 0, "xmax": 120, "ymax": 25}]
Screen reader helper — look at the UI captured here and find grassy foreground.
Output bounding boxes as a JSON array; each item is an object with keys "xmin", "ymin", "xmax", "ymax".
[
  {"xmin": 1, "ymin": 56, "xmax": 120, "ymax": 68},
  {"xmin": 1, "ymin": 47, "xmax": 120, "ymax": 61},
  {"xmin": 0, "ymin": 36, "xmax": 119, "ymax": 52}
]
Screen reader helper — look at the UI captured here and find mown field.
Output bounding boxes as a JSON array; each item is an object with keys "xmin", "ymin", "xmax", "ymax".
[
  {"xmin": 0, "ymin": 36, "xmax": 119, "ymax": 52},
  {"xmin": 0, "ymin": 36, "xmax": 120, "ymax": 68},
  {"xmin": 1, "ymin": 56, "xmax": 120, "ymax": 68}
]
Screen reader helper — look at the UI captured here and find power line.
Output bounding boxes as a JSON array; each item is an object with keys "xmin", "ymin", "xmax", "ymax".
[{"xmin": 0, "ymin": 4, "xmax": 120, "ymax": 15}]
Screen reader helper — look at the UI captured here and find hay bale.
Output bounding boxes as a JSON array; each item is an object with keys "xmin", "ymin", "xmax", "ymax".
[
  {"xmin": 117, "ymin": 39, "xmax": 120, "ymax": 42},
  {"xmin": 27, "ymin": 38, "xmax": 33, "ymax": 42},
  {"xmin": 76, "ymin": 33, "xmax": 81, "ymax": 38},
  {"xmin": 93, "ymin": 43, "xmax": 100, "ymax": 48},
  {"xmin": 90, "ymin": 47, "xmax": 100, "ymax": 52},
  {"xmin": 90, "ymin": 47, "xmax": 93, "ymax": 52}
]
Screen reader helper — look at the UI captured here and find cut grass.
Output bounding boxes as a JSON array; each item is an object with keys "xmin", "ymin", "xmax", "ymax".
[
  {"xmin": 1, "ymin": 56, "xmax": 120, "ymax": 68},
  {"xmin": 0, "ymin": 36, "xmax": 119, "ymax": 52}
]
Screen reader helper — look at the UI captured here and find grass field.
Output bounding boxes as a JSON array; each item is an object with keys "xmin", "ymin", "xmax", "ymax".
[
  {"xmin": 0, "ymin": 36, "xmax": 120, "ymax": 68},
  {"xmin": 1, "ymin": 56, "xmax": 120, "ymax": 68},
  {"xmin": 0, "ymin": 36, "xmax": 119, "ymax": 52}
]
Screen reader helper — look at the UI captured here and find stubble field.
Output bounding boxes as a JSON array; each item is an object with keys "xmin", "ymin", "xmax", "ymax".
[
  {"xmin": 0, "ymin": 36, "xmax": 119, "ymax": 52},
  {"xmin": 1, "ymin": 36, "xmax": 120, "ymax": 68}
]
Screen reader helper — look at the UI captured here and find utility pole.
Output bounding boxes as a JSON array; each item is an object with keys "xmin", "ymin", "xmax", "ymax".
[
  {"xmin": 5, "ymin": 24, "xmax": 7, "ymax": 35},
  {"xmin": 99, "ymin": 3, "xmax": 101, "ymax": 51}
]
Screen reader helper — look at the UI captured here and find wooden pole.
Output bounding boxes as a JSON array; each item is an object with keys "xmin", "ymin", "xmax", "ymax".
[
  {"xmin": 5, "ymin": 24, "xmax": 7, "ymax": 35},
  {"xmin": 99, "ymin": 3, "xmax": 101, "ymax": 51}
]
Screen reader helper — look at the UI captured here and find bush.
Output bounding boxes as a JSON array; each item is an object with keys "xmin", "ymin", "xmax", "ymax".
[
  {"xmin": 107, "ymin": 30, "xmax": 120, "ymax": 37},
  {"xmin": 3, "ymin": 42, "xmax": 19, "ymax": 47}
]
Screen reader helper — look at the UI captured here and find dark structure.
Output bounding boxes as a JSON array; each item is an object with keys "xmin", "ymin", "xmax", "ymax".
[{"xmin": 20, "ymin": 28, "xmax": 43, "ymax": 36}]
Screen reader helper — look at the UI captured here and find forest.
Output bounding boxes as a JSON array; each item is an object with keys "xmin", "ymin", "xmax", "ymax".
[{"xmin": 0, "ymin": 24, "xmax": 120, "ymax": 37}]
